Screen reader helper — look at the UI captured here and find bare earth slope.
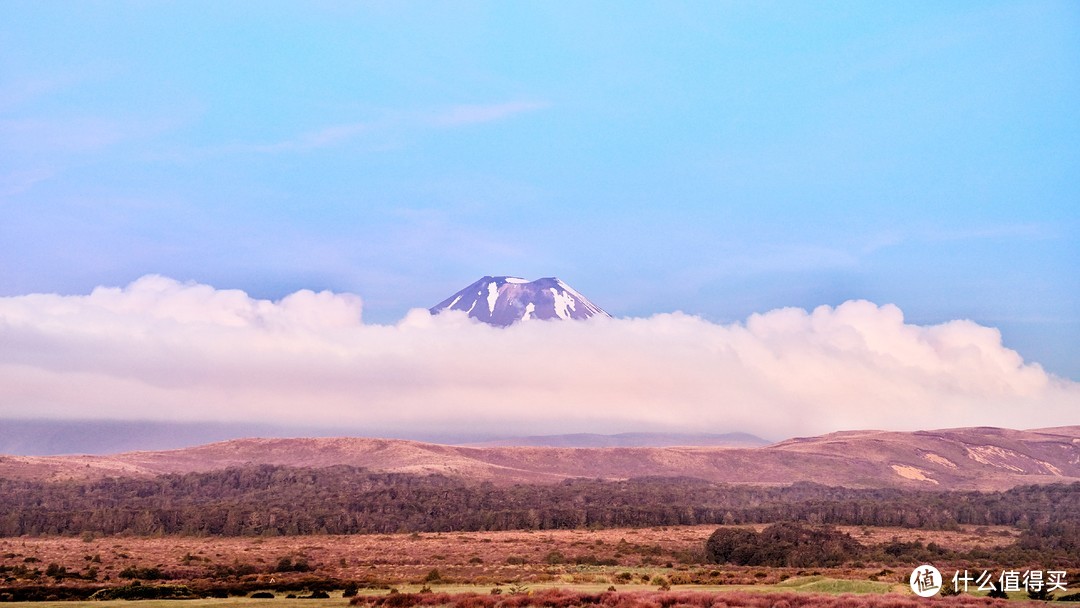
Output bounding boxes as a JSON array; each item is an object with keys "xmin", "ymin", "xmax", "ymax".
[{"xmin": 1, "ymin": 426, "xmax": 1077, "ymax": 490}]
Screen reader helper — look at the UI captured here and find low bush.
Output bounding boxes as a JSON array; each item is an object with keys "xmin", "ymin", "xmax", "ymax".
[
  {"xmin": 275, "ymin": 556, "xmax": 313, "ymax": 572},
  {"xmin": 88, "ymin": 584, "xmax": 196, "ymax": 600},
  {"xmin": 544, "ymin": 551, "xmax": 566, "ymax": 565},
  {"xmin": 117, "ymin": 565, "xmax": 164, "ymax": 580}
]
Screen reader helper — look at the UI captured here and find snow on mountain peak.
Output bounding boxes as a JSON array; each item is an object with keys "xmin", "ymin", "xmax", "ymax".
[{"xmin": 430, "ymin": 276, "xmax": 610, "ymax": 327}]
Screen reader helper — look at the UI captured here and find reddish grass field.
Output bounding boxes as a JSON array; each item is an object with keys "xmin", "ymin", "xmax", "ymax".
[
  {"xmin": 352, "ymin": 587, "xmax": 1019, "ymax": 608},
  {"xmin": 0, "ymin": 524, "xmax": 1019, "ymax": 590}
]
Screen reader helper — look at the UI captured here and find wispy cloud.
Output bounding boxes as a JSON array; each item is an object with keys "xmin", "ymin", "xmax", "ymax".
[
  {"xmin": 0, "ymin": 118, "xmax": 127, "ymax": 154},
  {"xmin": 921, "ymin": 223, "xmax": 1051, "ymax": 242},
  {"xmin": 221, "ymin": 100, "xmax": 549, "ymax": 154},
  {"xmin": 234, "ymin": 122, "xmax": 372, "ymax": 153},
  {"xmin": 857, "ymin": 223, "xmax": 1055, "ymax": 255},
  {"xmin": 0, "ymin": 168, "xmax": 55, "ymax": 199},
  {"xmin": 426, "ymin": 101, "xmax": 550, "ymax": 128},
  {"xmin": 715, "ymin": 244, "xmax": 860, "ymax": 277},
  {"xmin": 1, "ymin": 276, "xmax": 1074, "ymax": 439},
  {"xmin": 0, "ymin": 69, "xmax": 106, "ymax": 113}
]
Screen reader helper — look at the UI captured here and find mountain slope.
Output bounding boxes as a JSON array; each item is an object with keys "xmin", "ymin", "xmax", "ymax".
[
  {"xmin": 2, "ymin": 426, "xmax": 1078, "ymax": 491},
  {"xmin": 430, "ymin": 276, "xmax": 609, "ymax": 326},
  {"xmin": 469, "ymin": 432, "xmax": 770, "ymax": 448}
]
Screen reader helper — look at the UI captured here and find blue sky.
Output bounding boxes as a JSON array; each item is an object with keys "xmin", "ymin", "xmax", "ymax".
[{"xmin": 2, "ymin": 1, "xmax": 1078, "ymax": 379}]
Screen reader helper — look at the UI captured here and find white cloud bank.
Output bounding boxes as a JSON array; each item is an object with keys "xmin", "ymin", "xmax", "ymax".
[{"xmin": 0, "ymin": 275, "xmax": 1076, "ymax": 439}]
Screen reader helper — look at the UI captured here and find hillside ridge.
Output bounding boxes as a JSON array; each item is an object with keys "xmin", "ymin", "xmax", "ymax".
[{"xmin": 1, "ymin": 426, "xmax": 1077, "ymax": 491}]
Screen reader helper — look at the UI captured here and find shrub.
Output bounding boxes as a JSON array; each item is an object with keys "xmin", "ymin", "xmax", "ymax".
[
  {"xmin": 275, "ymin": 556, "xmax": 312, "ymax": 572},
  {"xmin": 88, "ymin": 584, "xmax": 195, "ymax": 600},
  {"xmin": 703, "ymin": 528, "xmax": 759, "ymax": 565},
  {"xmin": 1028, "ymin": 587, "xmax": 1054, "ymax": 601},
  {"xmin": 939, "ymin": 577, "xmax": 961, "ymax": 596},
  {"xmin": 705, "ymin": 523, "xmax": 861, "ymax": 567},
  {"xmin": 118, "ymin": 566, "xmax": 164, "ymax": 580},
  {"xmin": 544, "ymin": 551, "xmax": 566, "ymax": 564},
  {"xmin": 251, "ymin": 591, "xmax": 275, "ymax": 598}
]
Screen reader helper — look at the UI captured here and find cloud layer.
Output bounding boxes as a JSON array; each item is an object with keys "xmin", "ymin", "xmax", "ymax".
[{"xmin": 0, "ymin": 276, "xmax": 1075, "ymax": 440}]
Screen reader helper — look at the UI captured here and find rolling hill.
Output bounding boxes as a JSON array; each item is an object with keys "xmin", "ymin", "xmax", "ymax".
[{"xmin": 1, "ymin": 426, "xmax": 1077, "ymax": 490}]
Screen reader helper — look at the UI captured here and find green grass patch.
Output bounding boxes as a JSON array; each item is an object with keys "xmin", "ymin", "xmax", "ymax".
[{"xmin": 780, "ymin": 578, "xmax": 893, "ymax": 594}]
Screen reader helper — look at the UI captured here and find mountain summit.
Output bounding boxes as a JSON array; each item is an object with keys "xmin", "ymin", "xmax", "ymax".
[{"xmin": 430, "ymin": 276, "xmax": 610, "ymax": 327}]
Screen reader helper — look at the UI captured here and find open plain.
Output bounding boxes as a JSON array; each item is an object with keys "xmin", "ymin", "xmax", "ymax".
[{"xmin": 0, "ymin": 524, "xmax": 1021, "ymax": 588}]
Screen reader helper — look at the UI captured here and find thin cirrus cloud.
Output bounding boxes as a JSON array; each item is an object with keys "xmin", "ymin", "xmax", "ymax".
[
  {"xmin": 235, "ymin": 121, "xmax": 373, "ymax": 154},
  {"xmin": 426, "ymin": 101, "xmax": 550, "ymax": 128},
  {"xmin": 0, "ymin": 168, "xmax": 55, "ymax": 199},
  {"xmin": 229, "ymin": 100, "xmax": 548, "ymax": 154},
  {"xmin": 0, "ymin": 117, "xmax": 128, "ymax": 154},
  {"xmin": 1, "ymin": 275, "xmax": 1075, "ymax": 440}
]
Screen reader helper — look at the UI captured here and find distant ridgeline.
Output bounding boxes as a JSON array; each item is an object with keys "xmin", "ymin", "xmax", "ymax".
[{"xmin": 1, "ymin": 465, "xmax": 1077, "ymax": 543}]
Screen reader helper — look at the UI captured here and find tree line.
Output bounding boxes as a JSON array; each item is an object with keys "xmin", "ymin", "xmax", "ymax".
[{"xmin": 0, "ymin": 465, "xmax": 1076, "ymax": 537}]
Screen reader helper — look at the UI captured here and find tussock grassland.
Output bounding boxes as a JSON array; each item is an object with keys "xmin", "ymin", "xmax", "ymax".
[
  {"xmin": 350, "ymin": 587, "xmax": 1018, "ymax": 608},
  {"xmin": 0, "ymin": 524, "xmax": 1018, "ymax": 590},
  {"xmin": 1, "ymin": 523, "xmax": 1047, "ymax": 604}
]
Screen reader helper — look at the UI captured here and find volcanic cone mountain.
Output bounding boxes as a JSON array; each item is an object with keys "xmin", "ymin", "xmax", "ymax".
[{"xmin": 430, "ymin": 276, "xmax": 609, "ymax": 327}]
